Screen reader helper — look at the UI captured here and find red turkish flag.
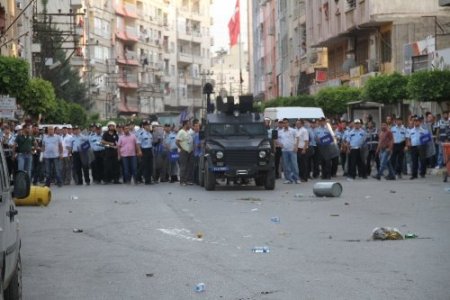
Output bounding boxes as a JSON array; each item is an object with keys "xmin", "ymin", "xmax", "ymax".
[{"xmin": 228, "ymin": 0, "xmax": 240, "ymax": 47}]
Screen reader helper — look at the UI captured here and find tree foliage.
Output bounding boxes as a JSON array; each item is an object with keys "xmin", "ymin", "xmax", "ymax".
[
  {"xmin": 407, "ymin": 70, "xmax": 450, "ymax": 103},
  {"xmin": 21, "ymin": 78, "xmax": 57, "ymax": 120},
  {"xmin": 362, "ymin": 72, "xmax": 408, "ymax": 104},
  {"xmin": 0, "ymin": 56, "xmax": 29, "ymax": 98},
  {"xmin": 314, "ymin": 86, "xmax": 361, "ymax": 115},
  {"xmin": 67, "ymin": 102, "xmax": 88, "ymax": 126}
]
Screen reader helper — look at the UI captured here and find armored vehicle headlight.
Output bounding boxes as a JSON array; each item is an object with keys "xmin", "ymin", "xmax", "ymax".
[
  {"xmin": 259, "ymin": 150, "xmax": 267, "ymax": 158},
  {"xmin": 216, "ymin": 151, "xmax": 224, "ymax": 159}
]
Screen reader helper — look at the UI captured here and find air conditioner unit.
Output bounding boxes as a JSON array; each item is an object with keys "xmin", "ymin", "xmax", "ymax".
[{"xmin": 16, "ymin": 0, "xmax": 23, "ymax": 9}]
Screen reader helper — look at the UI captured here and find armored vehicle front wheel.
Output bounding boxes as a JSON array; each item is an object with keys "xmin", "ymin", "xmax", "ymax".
[{"xmin": 205, "ymin": 165, "xmax": 216, "ymax": 191}]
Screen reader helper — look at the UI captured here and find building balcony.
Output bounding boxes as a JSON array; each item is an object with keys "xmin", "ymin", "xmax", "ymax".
[
  {"xmin": 115, "ymin": 29, "xmax": 139, "ymax": 43},
  {"xmin": 115, "ymin": 2, "xmax": 138, "ymax": 19},
  {"xmin": 178, "ymin": 52, "xmax": 202, "ymax": 65},
  {"xmin": 71, "ymin": 56, "xmax": 85, "ymax": 67},
  {"xmin": 117, "ymin": 73, "xmax": 138, "ymax": 89},
  {"xmin": 118, "ymin": 101, "xmax": 139, "ymax": 113}
]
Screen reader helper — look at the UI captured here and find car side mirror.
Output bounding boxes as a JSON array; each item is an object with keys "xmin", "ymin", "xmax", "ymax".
[
  {"xmin": 13, "ymin": 171, "xmax": 30, "ymax": 199},
  {"xmin": 271, "ymin": 129, "xmax": 278, "ymax": 140},
  {"xmin": 199, "ymin": 130, "xmax": 205, "ymax": 140}
]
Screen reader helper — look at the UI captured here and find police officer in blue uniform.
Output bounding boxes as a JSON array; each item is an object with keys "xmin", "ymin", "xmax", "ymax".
[
  {"xmin": 314, "ymin": 117, "xmax": 333, "ymax": 179},
  {"xmin": 70, "ymin": 126, "xmax": 91, "ymax": 185},
  {"xmin": 390, "ymin": 116, "xmax": 407, "ymax": 178},
  {"xmin": 137, "ymin": 120, "xmax": 154, "ymax": 184},
  {"xmin": 407, "ymin": 115, "xmax": 429, "ymax": 179},
  {"xmin": 89, "ymin": 124, "xmax": 105, "ymax": 184},
  {"xmin": 346, "ymin": 119, "xmax": 367, "ymax": 179},
  {"xmin": 307, "ymin": 119, "xmax": 320, "ymax": 178}
]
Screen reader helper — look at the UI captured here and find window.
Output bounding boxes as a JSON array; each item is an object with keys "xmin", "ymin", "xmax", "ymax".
[
  {"xmin": 345, "ymin": 0, "xmax": 356, "ymax": 12},
  {"xmin": 94, "ymin": 17, "xmax": 110, "ymax": 37},
  {"xmin": 412, "ymin": 55, "xmax": 429, "ymax": 72},
  {"xmin": 381, "ymin": 31, "xmax": 392, "ymax": 63},
  {"xmin": 94, "ymin": 46, "xmax": 110, "ymax": 61}
]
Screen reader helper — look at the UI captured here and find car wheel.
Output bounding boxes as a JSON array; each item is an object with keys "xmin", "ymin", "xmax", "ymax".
[
  {"xmin": 5, "ymin": 253, "xmax": 22, "ymax": 300},
  {"xmin": 205, "ymin": 164, "xmax": 216, "ymax": 191},
  {"xmin": 264, "ymin": 170, "xmax": 275, "ymax": 190}
]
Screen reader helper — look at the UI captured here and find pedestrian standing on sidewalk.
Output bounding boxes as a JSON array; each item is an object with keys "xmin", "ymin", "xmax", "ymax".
[
  {"xmin": 42, "ymin": 126, "xmax": 63, "ymax": 187},
  {"xmin": 373, "ymin": 122, "xmax": 395, "ymax": 180},
  {"xmin": 70, "ymin": 126, "xmax": 91, "ymax": 186},
  {"xmin": 346, "ymin": 119, "xmax": 367, "ymax": 179},
  {"xmin": 117, "ymin": 124, "xmax": 141, "ymax": 184},
  {"xmin": 406, "ymin": 116, "xmax": 429, "ymax": 179},
  {"xmin": 176, "ymin": 120, "xmax": 194, "ymax": 186}
]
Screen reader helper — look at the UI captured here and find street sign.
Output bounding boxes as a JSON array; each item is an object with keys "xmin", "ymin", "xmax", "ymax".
[
  {"xmin": 0, "ymin": 95, "xmax": 17, "ymax": 110},
  {"xmin": 0, "ymin": 110, "xmax": 15, "ymax": 119}
]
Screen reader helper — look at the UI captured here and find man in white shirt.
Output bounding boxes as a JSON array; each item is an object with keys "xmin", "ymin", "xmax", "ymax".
[
  {"xmin": 42, "ymin": 126, "xmax": 63, "ymax": 187},
  {"xmin": 277, "ymin": 118, "xmax": 300, "ymax": 184},
  {"xmin": 61, "ymin": 126, "xmax": 73, "ymax": 185},
  {"xmin": 295, "ymin": 119, "xmax": 310, "ymax": 182}
]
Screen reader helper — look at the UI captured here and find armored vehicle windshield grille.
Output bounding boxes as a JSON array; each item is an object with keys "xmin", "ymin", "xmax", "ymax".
[{"xmin": 224, "ymin": 150, "xmax": 258, "ymax": 164}]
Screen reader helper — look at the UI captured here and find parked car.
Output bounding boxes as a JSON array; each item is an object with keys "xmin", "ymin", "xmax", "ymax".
[{"xmin": 0, "ymin": 143, "xmax": 30, "ymax": 299}]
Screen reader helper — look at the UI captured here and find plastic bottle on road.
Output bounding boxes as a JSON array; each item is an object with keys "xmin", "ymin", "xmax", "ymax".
[
  {"xmin": 195, "ymin": 283, "xmax": 205, "ymax": 293},
  {"xmin": 270, "ymin": 217, "xmax": 280, "ymax": 223},
  {"xmin": 252, "ymin": 246, "xmax": 270, "ymax": 253}
]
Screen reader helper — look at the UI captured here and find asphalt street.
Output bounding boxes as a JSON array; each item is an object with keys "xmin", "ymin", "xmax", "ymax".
[{"xmin": 19, "ymin": 175, "xmax": 450, "ymax": 300}]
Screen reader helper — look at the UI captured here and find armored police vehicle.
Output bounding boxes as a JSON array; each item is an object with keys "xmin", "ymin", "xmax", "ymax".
[
  {"xmin": 199, "ymin": 96, "xmax": 277, "ymax": 191},
  {"xmin": 0, "ymin": 143, "xmax": 30, "ymax": 299}
]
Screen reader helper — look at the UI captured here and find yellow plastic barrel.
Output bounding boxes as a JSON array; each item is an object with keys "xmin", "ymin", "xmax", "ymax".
[{"xmin": 14, "ymin": 186, "xmax": 52, "ymax": 206}]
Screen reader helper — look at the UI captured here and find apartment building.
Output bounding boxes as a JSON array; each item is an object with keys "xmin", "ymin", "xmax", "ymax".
[
  {"xmin": 19, "ymin": 0, "xmax": 212, "ymax": 119},
  {"xmin": 211, "ymin": 46, "xmax": 249, "ymax": 101},
  {"xmin": 306, "ymin": 0, "xmax": 450, "ymax": 93},
  {"xmin": 250, "ymin": 0, "xmax": 277, "ymax": 101},
  {"xmin": 0, "ymin": 0, "xmax": 19, "ymax": 57}
]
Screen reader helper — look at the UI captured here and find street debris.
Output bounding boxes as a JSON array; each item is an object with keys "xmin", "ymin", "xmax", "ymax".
[
  {"xmin": 344, "ymin": 202, "xmax": 349, "ymax": 206},
  {"xmin": 372, "ymin": 227, "xmax": 404, "ymax": 240},
  {"xmin": 69, "ymin": 195, "xmax": 79, "ymax": 200},
  {"xmin": 365, "ymin": 195, "xmax": 371, "ymax": 199},
  {"xmin": 252, "ymin": 246, "xmax": 270, "ymax": 253},
  {"xmin": 194, "ymin": 283, "xmax": 205, "ymax": 293},
  {"xmin": 73, "ymin": 228, "xmax": 83, "ymax": 233},
  {"xmin": 345, "ymin": 239, "xmax": 361, "ymax": 242},
  {"xmin": 330, "ymin": 214, "xmax": 340, "ymax": 217},
  {"xmin": 405, "ymin": 233, "xmax": 418, "ymax": 239},
  {"xmin": 270, "ymin": 217, "xmax": 280, "ymax": 223},
  {"xmin": 294, "ymin": 193, "xmax": 304, "ymax": 198},
  {"xmin": 145, "ymin": 273, "xmax": 154, "ymax": 278},
  {"xmin": 313, "ymin": 182, "xmax": 343, "ymax": 197},
  {"xmin": 238, "ymin": 197, "xmax": 261, "ymax": 201},
  {"xmin": 261, "ymin": 290, "xmax": 277, "ymax": 295},
  {"xmin": 445, "ymin": 188, "xmax": 450, "ymax": 192},
  {"xmin": 251, "ymin": 208, "xmax": 259, "ymax": 212},
  {"xmin": 390, "ymin": 190, "xmax": 397, "ymax": 194},
  {"xmin": 196, "ymin": 232, "xmax": 203, "ymax": 239}
]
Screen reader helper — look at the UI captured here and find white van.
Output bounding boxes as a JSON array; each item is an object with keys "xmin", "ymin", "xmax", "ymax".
[{"xmin": 263, "ymin": 107, "xmax": 325, "ymax": 123}]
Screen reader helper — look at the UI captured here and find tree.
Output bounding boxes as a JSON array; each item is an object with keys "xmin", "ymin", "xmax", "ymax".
[
  {"xmin": 67, "ymin": 102, "xmax": 88, "ymax": 126},
  {"xmin": 21, "ymin": 78, "xmax": 57, "ymax": 120},
  {"xmin": 362, "ymin": 72, "xmax": 408, "ymax": 104},
  {"xmin": 315, "ymin": 86, "xmax": 361, "ymax": 116},
  {"xmin": 45, "ymin": 98, "xmax": 70, "ymax": 124},
  {"xmin": 33, "ymin": 1, "xmax": 89, "ymax": 108},
  {"xmin": 0, "ymin": 56, "xmax": 29, "ymax": 98},
  {"xmin": 407, "ymin": 70, "xmax": 450, "ymax": 104}
]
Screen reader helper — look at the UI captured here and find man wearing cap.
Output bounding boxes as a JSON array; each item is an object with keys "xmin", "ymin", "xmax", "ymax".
[
  {"xmin": 13, "ymin": 125, "xmax": 37, "ymax": 178},
  {"xmin": 176, "ymin": 120, "xmax": 194, "ymax": 186},
  {"xmin": 101, "ymin": 121, "xmax": 121, "ymax": 184},
  {"xmin": 137, "ymin": 120, "xmax": 154, "ymax": 184},
  {"xmin": 314, "ymin": 117, "xmax": 333, "ymax": 180},
  {"xmin": 306, "ymin": 119, "xmax": 320, "ymax": 179},
  {"xmin": 70, "ymin": 126, "xmax": 91, "ymax": 185},
  {"xmin": 390, "ymin": 117, "xmax": 407, "ymax": 178},
  {"xmin": 406, "ymin": 116, "xmax": 429, "ymax": 179},
  {"xmin": 346, "ymin": 119, "xmax": 367, "ymax": 179},
  {"xmin": 89, "ymin": 124, "xmax": 105, "ymax": 184}
]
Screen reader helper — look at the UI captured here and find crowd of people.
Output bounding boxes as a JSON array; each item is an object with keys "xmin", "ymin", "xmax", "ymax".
[
  {"xmin": 1, "ymin": 110, "xmax": 449, "ymax": 189},
  {"xmin": 269, "ymin": 111, "xmax": 450, "ymax": 183},
  {"xmin": 0, "ymin": 119, "xmax": 202, "ymax": 187}
]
